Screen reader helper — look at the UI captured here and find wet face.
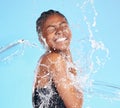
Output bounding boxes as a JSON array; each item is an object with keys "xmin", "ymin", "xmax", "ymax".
[{"xmin": 41, "ymin": 14, "xmax": 72, "ymax": 51}]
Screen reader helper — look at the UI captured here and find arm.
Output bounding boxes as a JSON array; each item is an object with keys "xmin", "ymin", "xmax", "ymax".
[{"xmin": 48, "ymin": 53, "xmax": 83, "ymax": 108}]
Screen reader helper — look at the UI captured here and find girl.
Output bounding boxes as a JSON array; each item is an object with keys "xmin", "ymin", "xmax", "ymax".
[{"xmin": 32, "ymin": 9, "xmax": 83, "ymax": 108}]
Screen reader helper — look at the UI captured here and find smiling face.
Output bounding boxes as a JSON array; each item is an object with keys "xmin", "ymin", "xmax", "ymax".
[{"xmin": 41, "ymin": 14, "xmax": 72, "ymax": 52}]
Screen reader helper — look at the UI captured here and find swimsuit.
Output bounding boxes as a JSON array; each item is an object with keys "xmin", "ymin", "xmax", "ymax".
[{"xmin": 32, "ymin": 81, "xmax": 66, "ymax": 108}]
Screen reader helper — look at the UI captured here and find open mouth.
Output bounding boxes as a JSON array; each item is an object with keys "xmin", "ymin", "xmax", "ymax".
[{"xmin": 55, "ymin": 37, "xmax": 67, "ymax": 42}]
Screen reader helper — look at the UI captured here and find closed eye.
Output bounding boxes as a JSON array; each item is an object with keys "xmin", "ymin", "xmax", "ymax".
[
  {"xmin": 46, "ymin": 26, "xmax": 56, "ymax": 34},
  {"xmin": 61, "ymin": 23, "xmax": 68, "ymax": 28}
]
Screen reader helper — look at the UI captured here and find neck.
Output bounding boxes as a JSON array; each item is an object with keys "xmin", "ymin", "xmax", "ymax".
[
  {"xmin": 60, "ymin": 49, "xmax": 73, "ymax": 62},
  {"xmin": 48, "ymin": 48, "xmax": 73, "ymax": 62}
]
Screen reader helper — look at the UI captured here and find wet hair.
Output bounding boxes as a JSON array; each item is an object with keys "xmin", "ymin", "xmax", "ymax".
[{"xmin": 36, "ymin": 9, "xmax": 68, "ymax": 35}]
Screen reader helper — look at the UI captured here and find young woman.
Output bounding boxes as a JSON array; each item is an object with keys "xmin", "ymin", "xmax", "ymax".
[{"xmin": 32, "ymin": 9, "xmax": 83, "ymax": 108}]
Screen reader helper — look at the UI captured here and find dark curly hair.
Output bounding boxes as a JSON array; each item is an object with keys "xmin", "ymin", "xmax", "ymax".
[{"xmin": 36, "ymin": 9, "xmax": 68, "ymax": 35}]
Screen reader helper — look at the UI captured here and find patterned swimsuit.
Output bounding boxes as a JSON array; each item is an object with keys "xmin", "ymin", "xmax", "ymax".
[{"xmin": 32, "ymin": 81, "xmax": 66, "ymax": 108}]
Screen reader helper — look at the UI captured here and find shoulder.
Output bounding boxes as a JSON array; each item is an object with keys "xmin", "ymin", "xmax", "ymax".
[
  {"xmin": 40, "ymin": 52, "xmax": 64, "ymax": 65},
  {"xmin": 38, "ymin": 52, "xmax": 66, "ymax": 73}
]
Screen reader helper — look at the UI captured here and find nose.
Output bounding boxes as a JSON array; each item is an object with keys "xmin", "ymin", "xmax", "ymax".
[{"xmin": 55, "ymin": 27, "xmax": 63, "ymax": 35}]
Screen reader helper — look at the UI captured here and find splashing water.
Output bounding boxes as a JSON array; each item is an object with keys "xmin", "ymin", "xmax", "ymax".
[
  {"xmin": 1, "ymin": 38, "xmax": 120, "ymax": 106},
  {"xmin": 0, "ymin": 39, "xmax": 39, "ymax": 62},
  {"xmin": 1, "ymin": 0, "xmax": 120, "ymax": 107},
  {"xmin": 70, "ymin": 0, "xmax": 120, "ymax": 105}
]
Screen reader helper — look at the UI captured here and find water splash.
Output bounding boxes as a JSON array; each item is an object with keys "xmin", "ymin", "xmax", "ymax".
[
  {"xmin": 92, "ymin": 81, "xmax": 120, "ymax": 101},
  {"xmin": 0, "ymin": 39, "xmax": 39, "ymax": 62},
  {"xmin": 0, "ymin": 0, "xmax": 120, "ymax": 107},
  {"xmin": 72, "ymin": 0, "xmax": 120, "ymax": 103},
  {"xmin": 0, "ymin": 39, "xmax": 119, "ymax": 106}
]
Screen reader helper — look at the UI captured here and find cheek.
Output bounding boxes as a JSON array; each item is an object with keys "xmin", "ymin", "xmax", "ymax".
[
  {"xmin": 45, "ymin": 34, "xmax": 54, "ymax": 45},
  {"xmin": 67, "ymin": 30, "xmax": 72, "ymax": 40},
  {"xmin": 64, "ymin": 28, "xmax": 70, "ymax": 34},
  {"xmin": 65, "ymin": 28, "xmax": 72, "ymax": 37}
]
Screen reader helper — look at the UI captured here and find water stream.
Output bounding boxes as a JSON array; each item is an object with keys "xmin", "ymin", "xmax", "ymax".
[{"xmin": 0, "ymin": 0, "xmax": 120, "ymax": 108}]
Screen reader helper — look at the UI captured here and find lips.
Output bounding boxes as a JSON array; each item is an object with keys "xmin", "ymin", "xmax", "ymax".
[{"xmin": 55, "ymin": 37, "xmax": 67, "ymax": 42}]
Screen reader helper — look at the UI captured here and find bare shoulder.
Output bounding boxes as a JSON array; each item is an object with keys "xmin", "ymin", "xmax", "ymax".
[
  {"xmin": 40, "ymin": 52, "xmax": 64, "ymax": 65},
  {"xmin": 39, "ymin": 52, "xmax": 66, "ymax": 75},
  {"xmin": 34, "ymin": 52, "xmax": 63, "ymax": 88}
]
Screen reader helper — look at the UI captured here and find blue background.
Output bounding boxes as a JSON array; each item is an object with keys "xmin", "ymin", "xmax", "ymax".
[{"xmin": 0, "ymin": 0, "xmax": 120, "ymax": 108}]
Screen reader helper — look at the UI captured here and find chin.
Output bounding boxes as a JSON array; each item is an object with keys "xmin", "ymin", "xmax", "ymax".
[{"xmin": 57, "ymin": 46, "xmax": 69, "ymax": 51}]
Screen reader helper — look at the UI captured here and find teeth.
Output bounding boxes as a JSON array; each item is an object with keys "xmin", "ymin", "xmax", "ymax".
[{"xmin": 56, "ymin": 37, "xmax": 66, "ymax": 42}]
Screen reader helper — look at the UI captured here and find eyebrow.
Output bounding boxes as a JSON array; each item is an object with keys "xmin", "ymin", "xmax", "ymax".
[
  {"xmin": 59, "ymin": 21, "xmax": 68, "ymax": 26},
  {"xmin": 46, "ymin": 21, "xmax": 68, "ymax": 29}
]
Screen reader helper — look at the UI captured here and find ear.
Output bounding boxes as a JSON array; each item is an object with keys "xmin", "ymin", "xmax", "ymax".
[
  {"xmin": 38, "ymin": 35, "xmax": 49, "ymax": 49},
  {"xmin": 38, "ymin": 33, "xmax": 44, "ymax": 44},
  {"xmin": 39, "ymin": 36, "xmax": 43, "ymax": 44}
]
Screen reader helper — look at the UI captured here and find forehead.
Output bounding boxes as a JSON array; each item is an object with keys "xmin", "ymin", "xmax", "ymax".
[{"xmin": 43, "ymin": 14, "xmax": 67, "ymax": 28}]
